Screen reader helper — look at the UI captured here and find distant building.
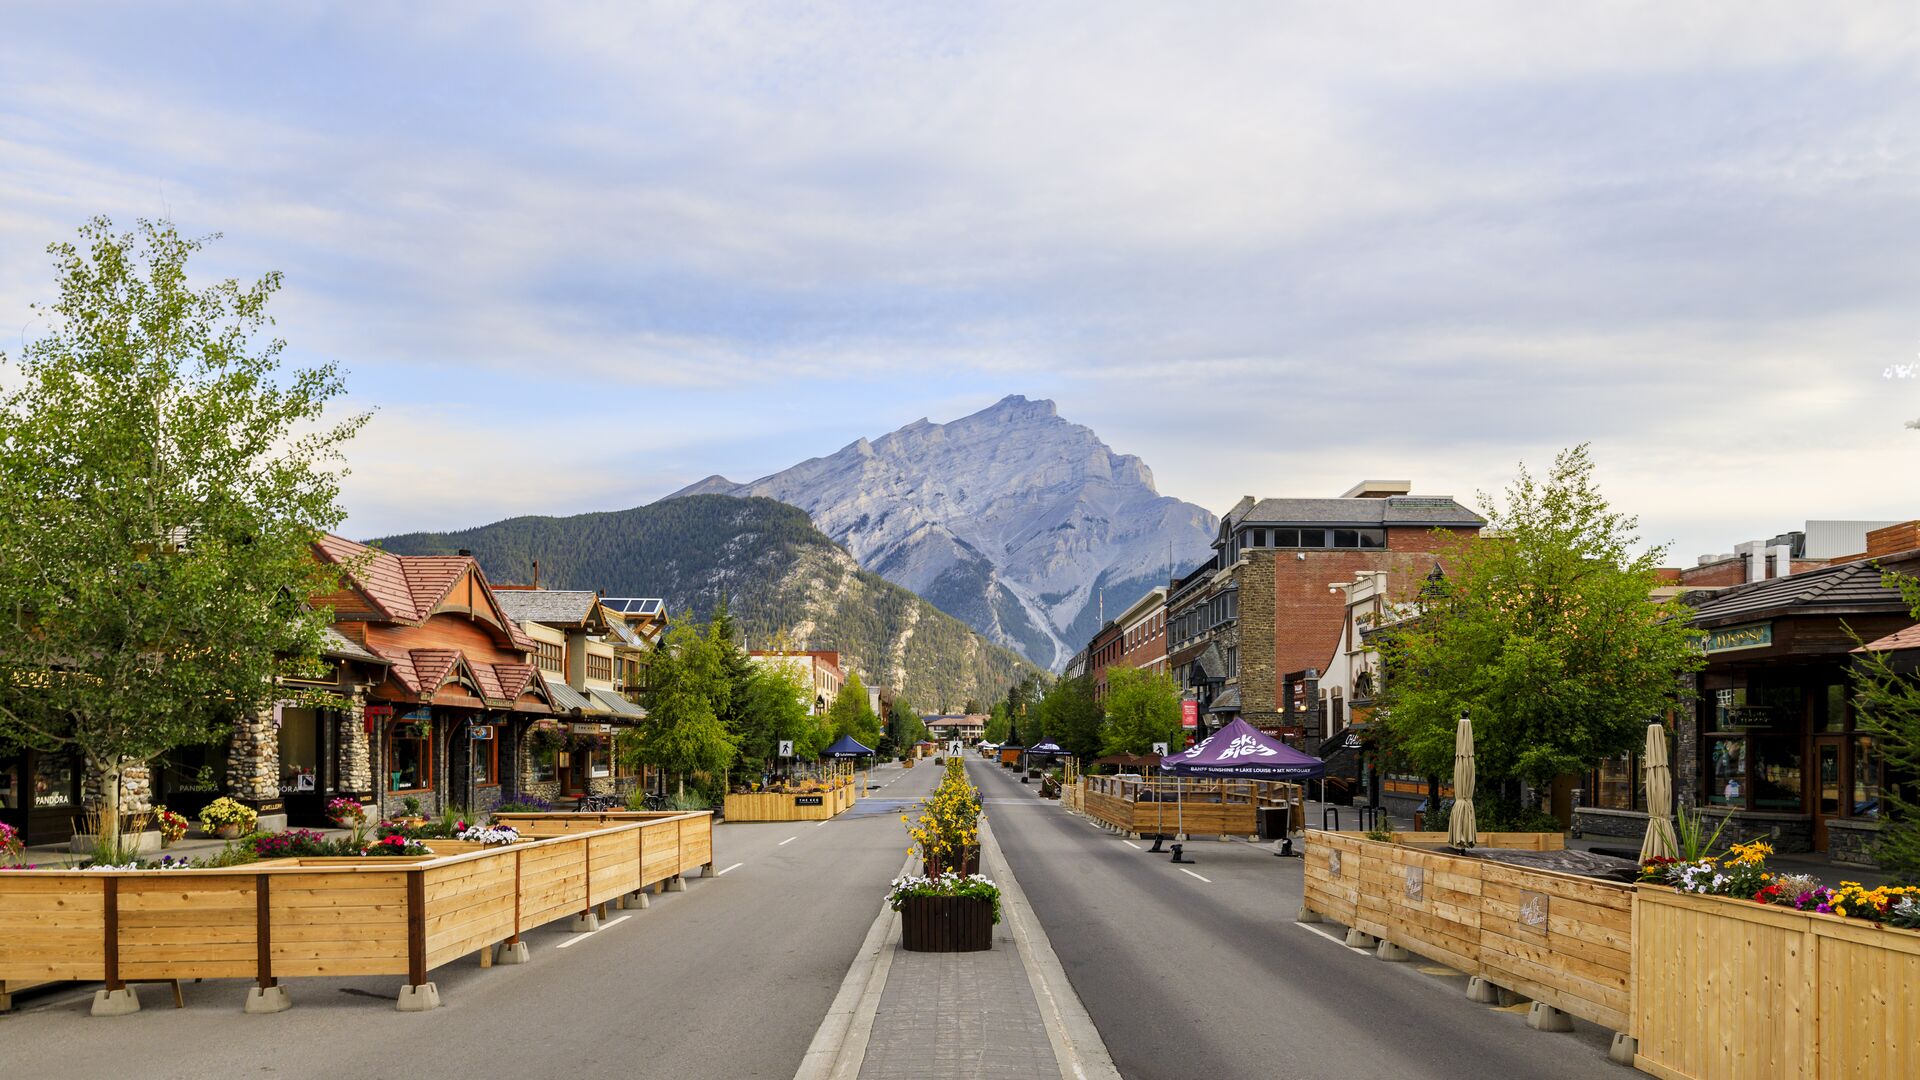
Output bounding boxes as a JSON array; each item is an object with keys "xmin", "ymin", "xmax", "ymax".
[
  {"xmin": 748, "ymin": 650, "xmax": 844, "ymax": 715},
  {"xmin": 1168, "ymin": 482, "xmax": 1483, "ymax": 742},
  {"xmin": 924, "ymin": 714, "xmax": 988, "ymax": 743}
]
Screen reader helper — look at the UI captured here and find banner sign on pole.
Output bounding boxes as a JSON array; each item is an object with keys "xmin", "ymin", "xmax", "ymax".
[{"xmin": 1181, "ymin": 700, "xmax": 1199, "ymax": 728}]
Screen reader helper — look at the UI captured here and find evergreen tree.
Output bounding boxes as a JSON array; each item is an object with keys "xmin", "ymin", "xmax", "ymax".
[
  {"xmin": 1101, "ymin": 666, "xmax": 1183, "ymax": 755},
  {"xmin": 1853, "ymin": 572, "xmax": 1920, "ymax": 877},
  {"xmin": 826, "ymin": 671, "xmax": 883, "ymax": 749}
]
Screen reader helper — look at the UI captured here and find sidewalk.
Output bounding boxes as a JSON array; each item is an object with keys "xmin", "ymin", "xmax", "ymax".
[{"xmin": 799, "ymin": 778, "xmax": 1119, "ymax": 1080}]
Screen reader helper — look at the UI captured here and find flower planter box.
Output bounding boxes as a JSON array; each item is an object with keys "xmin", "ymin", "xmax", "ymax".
[
  {"xmin": 899, "ymin": 894, "xmax": 993, "ymax": 952},
  {"xmin": 1632, "ymin": 886, "xmax": 1920, "ymax": 1080}
]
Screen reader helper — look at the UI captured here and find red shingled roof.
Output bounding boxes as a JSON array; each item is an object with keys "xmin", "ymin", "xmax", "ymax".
[
  {"xmin": 1859, "ymin": 623, "xmax": 1920, "ymax": 654},
  {"xmin": 315, "ymin": 534, "xmax": 538, "ymax": 653}
]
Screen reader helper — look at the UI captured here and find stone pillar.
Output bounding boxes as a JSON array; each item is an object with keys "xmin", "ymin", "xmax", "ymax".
[
  {"xmin": 227, "ymin": 708, "xmax": 280, "ymax": 803},
  {"xmin": 81, "ymin": 760, "xmax": 153, "ymax": 815},
  {"xmin": 338, "ymin": 695, "xmax": 372, "ymax": 793}
]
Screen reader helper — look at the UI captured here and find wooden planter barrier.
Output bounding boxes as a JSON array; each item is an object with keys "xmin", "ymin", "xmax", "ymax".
[
  {"xmin": 721, "ymin": 779, "xmax": 854, "ymax": 823},
  {"xmin": 1631, "ymin": 886, "xmax": 1920, "ymax": 1080},
  {"xmin": 1390, "ymin": 832, "xmax": 1566, "ymax": 851},
  {"xmin": 1081, "ymin": 776, "xmax": 1301, "ymax": 838},
  {"xmin": 1302, "ymin": 833, "xmax": 1633, "ymax": 1036},
  {"xmin": 0, "ymin": 811, "xmax": 714, "ymax": 1014},
  {"xmin": 899, "ymin": 895, "xmax": 993, "ymax": 952}
]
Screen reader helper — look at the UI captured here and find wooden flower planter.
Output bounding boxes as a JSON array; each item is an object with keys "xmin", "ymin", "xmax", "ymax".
[
  {"xmin": 0, "ymin": 811, "xmax": 715, "ymax": 1014},
  {"xmin": 899, "ymin": 894, "xmax": 993, "ymax": 952},
  {"xmin": 721, "ymin": 779, "xmax": 855, "ymax": 822}
]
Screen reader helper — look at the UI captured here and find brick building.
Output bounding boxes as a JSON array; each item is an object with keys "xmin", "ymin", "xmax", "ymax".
[
  {"xmin": 1086, "ymin": 586, "xmax": 1168, "ymax": 699},
  {"xmin": 1168, "ymin": 482, "xmax": 1482, "ymax": 743}
]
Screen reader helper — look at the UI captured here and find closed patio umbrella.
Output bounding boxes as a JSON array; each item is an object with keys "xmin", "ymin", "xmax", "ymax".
[
  {"xmin": 1448, "ymin": 714, "xmax": 1476, "ymax": 850},
  {"xmin": 1640, "ymin": 723, "xmax": 1677, "ymax": 862}
]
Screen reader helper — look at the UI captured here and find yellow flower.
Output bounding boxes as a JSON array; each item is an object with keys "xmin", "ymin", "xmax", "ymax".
[{"xmin": 1834, "ymin": 906, "xmax": 1846, "ymax": 917}]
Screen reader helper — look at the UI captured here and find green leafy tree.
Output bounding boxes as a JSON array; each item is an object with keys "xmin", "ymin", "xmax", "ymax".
[
  {"xmin": 826, "ymin": 670, "xmax": 883, "ymax": 749},
  {"xmin": 962, "ymin": 697, "xmax": 983, "ymax": 715},
  {"xmin": 1100, "ymin": 666, "xmax": 1183, "ymax": 755},
  {"xmin": 1853, "ymin": 571, "xmax": 1920, "ymax": 877},
  {"xmin": 733, "ymin": 660, "xmax": 817, "ymax": 767},
  {"xmin": 887, "ymin": 697, "xmax": 929, "ymax": 754},
  {"xmin": 0, "ymin": 218, "xmax": 365, "ymax": 855},
  {"xmin": 624, "ymin": 613, "xmax": 740, "ymax": 795},
  {"xmin": 984, "ymin": 702, "xmax": 1011, "ymax": 743},
  {"xmin": 1375, "ymin": 445, "xmax": 1703, "ymax": 797},
  {"xmin": 1038, "ymin": 674, "xmax": 1105, "ymax": 761}
]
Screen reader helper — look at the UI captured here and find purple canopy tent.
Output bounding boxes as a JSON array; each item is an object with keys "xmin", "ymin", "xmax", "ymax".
[{"xmin": 1158, "ymin": 719, "xmax": 1325, "ymax": 847}]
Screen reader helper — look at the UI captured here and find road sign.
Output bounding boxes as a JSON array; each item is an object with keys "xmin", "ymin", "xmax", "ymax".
[
  {"xmin": 1151, "ymin": 742, "xmax": 1168, "ymax": 756},
  {"xmin": 778, "ymin": 740, "xmax": 794, "ymax": 758}
]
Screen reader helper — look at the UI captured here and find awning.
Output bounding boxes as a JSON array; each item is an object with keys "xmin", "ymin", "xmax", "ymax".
[
  {"xmin": 544, "ymin": 680, "xmax": 597, "ymax": 716},
  {"xmin": 590, "ymin": 687, "xmax": 647, "ymax": 721},
  {"xmin": 1161, "ymin": 718, "xmax": 1326, "ymax": 779},
  {"xmin": 824, "ymin": 734, "xmax": 874, "ymax": 757}
]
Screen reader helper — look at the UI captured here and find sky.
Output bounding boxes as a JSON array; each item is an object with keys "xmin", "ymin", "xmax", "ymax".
[{"xmin": 2, "ymin": 2, "xmax": 1917, "ymax": 564}]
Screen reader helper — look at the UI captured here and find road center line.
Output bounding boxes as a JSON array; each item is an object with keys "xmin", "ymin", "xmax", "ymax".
[
  {"xmin": 1178, "ymin": 868, "xmax": 1212, "ymax": 883},
  {"xmin": 716, "ymin": 862, "xmax": 745, "ymax": 876},
  {"xmin": 778, "ymin": 836, "xmax": 797, "ymax": 846},
  {"xmin": 1121, "ymin": 840, "xmax": 1140, "ymax": 849}
]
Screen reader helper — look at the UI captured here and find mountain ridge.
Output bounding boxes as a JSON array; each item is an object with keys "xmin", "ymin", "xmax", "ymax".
[{"xmin": 666, "ymin": 395, "xmax": 1218, "ymax": 669}]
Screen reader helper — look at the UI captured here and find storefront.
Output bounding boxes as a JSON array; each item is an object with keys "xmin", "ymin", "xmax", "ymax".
[
  {"xmin": 1675, "ymin": 556, "xmax": 1917, "ymax": 860},
  {"xmin": 0, "ymin": 747, "xmax": 84, "ymax": 849}
]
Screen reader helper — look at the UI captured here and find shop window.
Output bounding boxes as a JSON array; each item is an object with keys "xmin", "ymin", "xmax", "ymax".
[
  {"xmin": 278, "ymin": 707, "xmax": 320, "ymax": 793},
  {"xmin": 0, "ymin": 761, "xmax": 19, "ymax": 809},
  {"xmin": 1706, "ymin": 737, "xmax": 1746, "ymax": 806},
  {"xmin": 1820, "ymin": 683, "xmax": 1849, "ymax": 732},
  {"xmin": 34, "ymin": 756, "xmax": 77, "ymax": 809},
  {"xmin": 476, "ymin": 727, "xmax": 501, "ymax": 786},
  {"xmin": 1594, "ymin": 754, "xmax": 1636, "ymax": 811},
  {"xmin": 1853, "ymin": 736, "xmax": 1881, "ymax": 817},
  {"xmin": 531, "ymin": 743, "xmax": 557, "ymax": 783},
  {"xmin": 388, "ymin": 724, "xmax": 433, "ymax": 792},
  {"xmin": 1752, "ymin": 738, "xmax": 1802, "ymax": 811}
]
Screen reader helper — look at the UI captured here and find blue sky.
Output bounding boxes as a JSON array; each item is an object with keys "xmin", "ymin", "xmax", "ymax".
[{"xmin": 3, "ymin": 2, "xmax": 1917, "ymax": 562}]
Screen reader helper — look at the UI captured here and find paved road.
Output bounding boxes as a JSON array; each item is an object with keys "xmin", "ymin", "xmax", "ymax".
[
  {"xmin": 972, "ymin": 759, "xmax": 1624, "ymax": 1080},
  {"xmin": 1, "ymin": 762, "xmax": 937, "ymax": 1080}
]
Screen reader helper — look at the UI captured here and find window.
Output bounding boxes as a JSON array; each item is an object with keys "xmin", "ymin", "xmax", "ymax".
[
  {"xmin": 587, "ymin": 653, "xmax": 613, "ymax": 683},
  {"xmin": 1333, "ymin": 529, "xmax": 1359, "ymax": 548},
  {"xmin": 278, "ymin": 707, "xmax": 319, "ymax": 793},
  {"xmin": 536, "ymin": 640, "xmax": 565, "ymax": 675},
  {"xmin": 476, "ymin": 727, "xmax": 501, "ymax": 786},
  {"xmin": 1358, "ymin": 529, "xmax": 1385, "ymax": 549},
  {"xmin": 0, "ymin": 761, "xmax": 16, "ymax": 809},
  {"xmin": 1298, "ymin": 529, "xmax": 1328, "ymax": 548},
  {"xmin": 1594, "ymin": 754, "xmax": 1637, "ymax": 811},
  {"xmin": 1249, "ymin": 529, "xmax": 1266, "ymax": 548},
  {"xmin": 1706, "ymin": 736, "xmax": 1746, "ymax": 806},
  {"xmin": 388, "ymin": 723, "xmax": 434, "ymax": 791},
  {"xmin": 33, "ymin": 755, "xmax": 76, "ymax": 808},
  {"xmin": 1854, "ymin": 735, "xmax": 1881, "ymax": 817},
  {"xmin": 1752, "ymin": 738, "xmax": 1802, "ymax": 810},
  {"xmin": 530, "ymin": 740, "xmax": 557, "ymax": 783},
  {"xmin": 1272, "ymin": 528, "xmax": 1299, "ymax": 547}
]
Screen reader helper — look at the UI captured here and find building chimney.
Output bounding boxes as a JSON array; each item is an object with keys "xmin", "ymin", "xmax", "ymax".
[
  {"xmin": 532, "ymin": 559, "xmax": 540, "ymax": 588},
  {"xmin": 457, "ymin": 548, "xmax": 473, "ymax": 557}
]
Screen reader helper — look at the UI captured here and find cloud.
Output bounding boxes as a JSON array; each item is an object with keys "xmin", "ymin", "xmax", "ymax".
[{"xmin": 0, "ymin": 2, "xmax": 1916, "ymax": 557}]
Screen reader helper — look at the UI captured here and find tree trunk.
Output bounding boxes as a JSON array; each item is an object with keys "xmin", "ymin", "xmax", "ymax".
[{"xmin": 98, "ymin": 758, "xmax": 123, "ymax": 860}]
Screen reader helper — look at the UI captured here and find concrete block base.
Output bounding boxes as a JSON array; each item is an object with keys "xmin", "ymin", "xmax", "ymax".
[
  {"xmin": 1466, "ymin": 976, "xmax": 1501, "ymax": 1003},
  {"xmin": 1609, "ymin": 1033, "xmax": 1639, "ymax": 1065},
  {"xmin": 666, "ymin": 875, "xmax": 686, "ymax": 893},
  {"xmin": 1527, "ymin": 1003, "xmax": 1573, "ymax": 1032},
  {"xmin": 494, "ymin": 940, "xmax": 530, "ymax": 965},
  {"xmin": 244, "ymin": 985, "xmax": 292, "ymax": 1014},
  {"xmin": 91, "ymin": 987, "xmax": 141, "ymax": 1017},
  {"xmin": 1295, "ymin": 907, "xmax": 1323, "ymax": 924},
  {"xmin": 702, "ymin": 862, "xmax": 714, "ymax": 877},
  {"xmin": 1375, "ymin": 941, "xmax": 1412, "ymax": 962},
  {"xmin": 396, "ymin": 983, "xmax": 440, "ymax": 1012},
  {"xmin": 570, "ymin": 912, "xmax": 600, "ymax": 933},
  {"xmin": 1343, "ymin": 929, "xmax": 1377, "ymax": 949},
  {"xmin": 630, "ymin": 889, "xmax": 650, "ymax": 909}
]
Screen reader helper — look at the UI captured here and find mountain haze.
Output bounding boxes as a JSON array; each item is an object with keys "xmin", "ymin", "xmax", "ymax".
[
  {"xmin": 374, "ymin": 495, "xmax": 1036, "ymax": 711},
  {"xmin": 668, "ymin": 396, "xmax": 1218, "ymax": 669}
]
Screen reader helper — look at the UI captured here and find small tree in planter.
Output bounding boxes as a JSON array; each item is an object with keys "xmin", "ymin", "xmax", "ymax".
[{"xmin": 905, "ymin": 759, "xmax": 982, "ymax": 875}]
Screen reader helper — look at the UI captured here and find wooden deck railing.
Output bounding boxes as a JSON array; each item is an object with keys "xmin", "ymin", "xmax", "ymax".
[{"xmin": 0, "ymin": 811, "xmax": 713, "ymax": 1014}]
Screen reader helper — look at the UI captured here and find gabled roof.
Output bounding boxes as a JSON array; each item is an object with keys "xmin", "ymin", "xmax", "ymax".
[
  {"xmin": 321, "ymin": 627, "xmax": 386, "ymax": 665},
  {"xmin": 1686, "ymin": 557, "xmax": 1916, "ymax": 626},
  {"xmin": 496, "ymin": 589, "xmax": 601, "ymax": 628},
  {"xmin": 315, "ymin": 534, "xmax": 536, "ymax": 652}
]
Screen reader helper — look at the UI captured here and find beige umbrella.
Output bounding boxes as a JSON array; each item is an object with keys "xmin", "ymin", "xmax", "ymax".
[
  {"xmin": 1447, "ymin": 714, "xmax": 1476, "ymax": 849},
  {"xmin": 1640, "ymin": 723, "xmax": 1678, "ymax": 861}
]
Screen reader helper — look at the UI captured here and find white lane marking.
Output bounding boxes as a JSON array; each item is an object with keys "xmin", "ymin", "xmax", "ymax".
[
  {"xmin": 778, "ymin": 836, "xmax": 797, "ymax": 846},
  {"xmin": 1295, "ymin": 921, "xmax": 1371, "ymax": 951},
  {"xmin": 716, "ymin": 862, "xmax": 745, "ymax": 876},
  {"xmin": 815, "ymin": 820, "xmax": 831, "ymax": 828},
  {"xmin": 1178, "ymin": 868, "xmax": 1212, "ymax": 883},
  {"xmin": 554, "ymin": 914, "xmax": 632, "ymax": 949},
  {"xmin": 1121, "ymin": 840, "xmax": 1140, "ymax": 850}
]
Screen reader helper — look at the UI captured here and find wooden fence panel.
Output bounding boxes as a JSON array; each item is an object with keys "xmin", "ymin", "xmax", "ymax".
[
  {"xmin": 0, "ymin": 875, "xmax": 107, "ymax": 982},
  {"xmin": 517, "ymin": 836, "xmax": 589, "ymax": 929},
  {"xmin": 678, "ymin": 816, "xmax": 712, "ymax": 873},
  {"xmin": 421, "ymin": 858, "xmax": 516, "ymax": 971},
  {"xmin": 1352, "ymin": 843, "xmax": 1481, "ymax": 973},
  {"xmin": 640, "ymin": 819, "xmax": 680, "ymax": 886},
  {"xmin": 1814, "ymin": 919, "xmax": 1920, "ymax": 1080},
  {"xmin": 118, "ymin": 874, "xmax": 258, "ymax": 981},
  {"xmin": 587, "ymin": 831, "xmax": 639, "ymax": 907},
  {"xmin": 272, "ymin": 869, "xmax": 410, "ymax": 978},
  {"xmin": 1302, "ymin": 832, "xmax": 1364, "ymax": 927},
  {"xmin": 1478, "ymin": 862, "xmax": 1631, "ymax": 1032}
]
